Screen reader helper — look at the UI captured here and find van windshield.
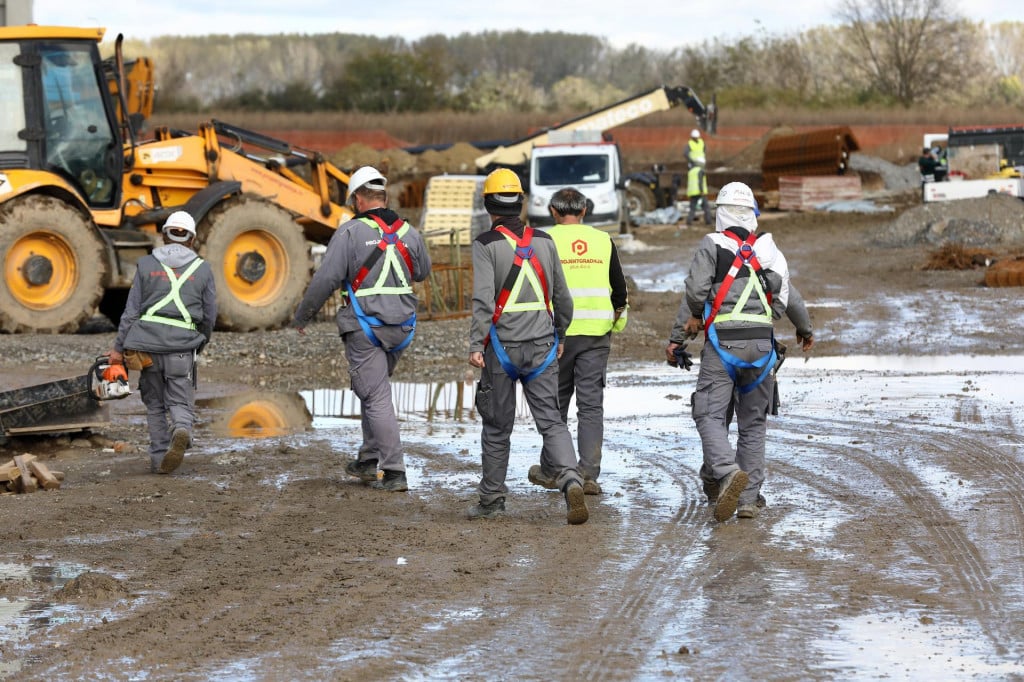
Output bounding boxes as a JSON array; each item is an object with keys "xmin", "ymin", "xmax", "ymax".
[{"xmin": 535, "ymin": 153, "xmax": 609, "ymax": 186}]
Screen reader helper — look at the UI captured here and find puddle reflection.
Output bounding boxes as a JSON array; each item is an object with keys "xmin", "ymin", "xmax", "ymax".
[{"xmin": 0, "ymin": 561, "xmax": 92, "ymax": 676}]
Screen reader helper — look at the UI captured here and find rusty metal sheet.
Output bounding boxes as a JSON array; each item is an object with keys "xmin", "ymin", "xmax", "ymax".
[{"xmin": 761, "ymin": 127, "xmax": 861, "ymax": 191}]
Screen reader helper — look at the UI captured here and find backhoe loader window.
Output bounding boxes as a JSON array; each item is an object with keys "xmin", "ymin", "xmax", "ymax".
[
  {"xmin": 0, "ymin": 43, "xmax": 27, "ymax": 151},
  {"xmin": 40, "ymin": 44, "xmax": 116, "ymax": 205}
]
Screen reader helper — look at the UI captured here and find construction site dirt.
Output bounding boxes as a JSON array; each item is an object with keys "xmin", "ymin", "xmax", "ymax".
[{"xmin": 2, "ymin": 190, "xmax": 1024, "ymax": 681}]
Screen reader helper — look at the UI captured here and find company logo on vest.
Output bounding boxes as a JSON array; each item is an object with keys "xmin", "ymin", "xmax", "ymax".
[{"xmin": 571, "ymin": 239, "xmax": 588, "ymax": 256}]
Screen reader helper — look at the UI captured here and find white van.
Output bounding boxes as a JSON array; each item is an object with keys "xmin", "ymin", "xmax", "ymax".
[{"xmin": 526, "ymin": 134, "xmax": 626, "ymax": 233}]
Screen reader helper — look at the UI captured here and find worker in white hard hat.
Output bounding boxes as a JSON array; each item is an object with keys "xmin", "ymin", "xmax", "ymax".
[
  {"xmin": 685, "ymin": 128, "xmax": 712, "ymax": 226},
  {"xmin": 665, "ymin": 182, "xmax": 813, "ymax": 522},
  {"xmin": 109, "ymin": 210, "xmax": 218, "ymax": 474},
  {"xmin": 466, "ymin": 168, "xmax": 588, "ymax": 525},
  {"xmin": 292, "ymin": 166, "xmax": 431, "ymax": 493}
]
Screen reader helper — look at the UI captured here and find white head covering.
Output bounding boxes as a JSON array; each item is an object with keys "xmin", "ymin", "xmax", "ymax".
[{"xmin": 715, "ymin": 204, "xmax": 758, "ymax": 233}]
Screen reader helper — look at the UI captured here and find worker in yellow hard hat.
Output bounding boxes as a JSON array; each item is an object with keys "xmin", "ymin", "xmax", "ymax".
[{"xmin": 466, "ymin": 167, "xmax": 589, "ymax": 524}]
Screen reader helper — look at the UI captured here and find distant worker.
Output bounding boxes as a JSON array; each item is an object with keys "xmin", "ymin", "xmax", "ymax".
[
  {"xmin": 109, "ymin": 211, "xmax": 217, "ymax": 474},
  {"xmin": 665, "ymin": 182, "xmax": 813, "ymax": 522},
  {"xmin": 467, "ymin": 168, "xmax": 588, "ymax": 524},
  {"xmin": 685, "ymin": 128, "xmax": 712, "ymax": 226},
  {"xmin": 292, "ymin": 166, "xmax": 432, "ymax": 492},
  {"xmin": 918, "ymin": 147, "xmax": 939, "ymax": 183},
  {"xmin": 530, "ymin": 188, "xmax": 629, "ymax": 496}
]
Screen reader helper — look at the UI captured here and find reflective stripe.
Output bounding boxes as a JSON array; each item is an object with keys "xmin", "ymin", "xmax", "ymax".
[
  {"xmin": 139, "ymin": 258, "xmax": 204, "ymax": 330},
  {"xmin": 352, "ymin": 216, "xmax": 413, "ymax": 297},
  {"xmin": 714, "ymin": 272, "xmax": 772, "ymax": 325},
  {"xmin": 572, "ymin": 309, "xmax": 615, "ymax": 320},
  {"xmin": 569, "ymin": 287, "xmax": 611, "ymax": 297},
  {"xmin": 501, "ymin": 234, "xmax": 550, "ymax": 314}
]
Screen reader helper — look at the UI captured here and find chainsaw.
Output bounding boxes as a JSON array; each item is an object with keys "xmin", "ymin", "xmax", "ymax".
[{"xmin": 91, "ymin": 356, "xmax": 131, "ymax": 400}]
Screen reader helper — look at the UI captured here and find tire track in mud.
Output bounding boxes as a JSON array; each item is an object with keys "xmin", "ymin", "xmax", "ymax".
[{"xmin": 771, "ymin": 411, "xmax": 1022, "ymax": 657}]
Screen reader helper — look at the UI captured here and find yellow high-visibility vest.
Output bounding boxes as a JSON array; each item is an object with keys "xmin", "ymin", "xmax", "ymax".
[{"xmin": 549, "ymin": 224, "xmax": 625, "ymax": 336}]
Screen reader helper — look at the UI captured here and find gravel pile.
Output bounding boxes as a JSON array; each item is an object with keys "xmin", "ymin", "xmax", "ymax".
[
  {"xmin": 872, "ymin": 193, "xmax": 1024, "ymax": 247},
  {"xmin": 848, "ymin": 152, "xmax": 921, "ymax": 192}
]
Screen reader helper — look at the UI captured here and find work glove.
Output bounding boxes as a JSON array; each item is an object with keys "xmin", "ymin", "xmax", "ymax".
[{"xmin": 668, "ymin": 345, "xmax": 693, "ymax": 371}]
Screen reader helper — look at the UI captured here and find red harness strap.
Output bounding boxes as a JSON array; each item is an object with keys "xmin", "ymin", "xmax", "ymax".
[
  {"xmin": 485, "ymin": 225, "xmax": 551, "ymax": 344},
  {"xmin": 349, "ymin": 214, "xmax": 414, "ymax": 292},
  {"xmin": 704, "ymin": 229, "xmax": 771, "ymax": 331}
]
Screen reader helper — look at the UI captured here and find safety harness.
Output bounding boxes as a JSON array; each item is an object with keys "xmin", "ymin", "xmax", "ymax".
[
  {"xmin": 703, "ymin": 229, "xmax": 777, "ymax": 394},
  {"xmin": 486, "ymin": 225, "xmax": 558, "ymax": 382},
  {"xmin": 140, "ymin": 258, "xmax": 205, "ymax": 330},
  {"xmin": 344, "ymin": 214, "xmax": 417, "ymax": 352}
]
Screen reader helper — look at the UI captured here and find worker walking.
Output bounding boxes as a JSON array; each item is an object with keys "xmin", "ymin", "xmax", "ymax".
[
  {"xmin": 292, "ymin": 166, "xmax": 431, "ymax": 492},
  {"xmin": 685, "ymin": 128, "xmax": 712, "ymax": 226},
  {"xmin": 467, "ymin": 168, "xmax": 588, "ymax": 524},
  {"xmin": 665, "ymin": 182, "xmax": 813, "ymax": 521},
  {"xmin": 109, "ymin": 211, "xmax": 217, "ymax": 474},
  {"xmin": 530, "ymin": 187, "xmax": 628, "ymax": 496}
]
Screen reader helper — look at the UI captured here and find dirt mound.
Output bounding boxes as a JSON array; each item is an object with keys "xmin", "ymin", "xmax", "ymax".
[
  {"xmin": 849, "ymin": 153, "xmax": 920, "ymax": 192},
  {"xmin": 873, "ymin": 193, "xmax": 1024, "ymax": 247},
  {"xmin": 55, "ymin": 571, "xmax": 128, "ymax": 603}
]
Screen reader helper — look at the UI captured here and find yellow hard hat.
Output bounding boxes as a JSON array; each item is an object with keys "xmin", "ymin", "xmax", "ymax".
[{"xmin": 483, "ymin": 168, "xmax": 523, "ymax": 195}]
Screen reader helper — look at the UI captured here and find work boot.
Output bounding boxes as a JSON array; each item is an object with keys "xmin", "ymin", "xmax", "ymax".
[
  {"xmin": 737, "ymin": 503, "xmax": 759, "ymax": 519},
  {"xmin": 702, "ymin": 477, "xmax": 719, "ymax": 504},
  {"xmin": 583, "ymin": 479, "xmax": 602, "ymax": 495},
  {"xmin": 467, "ymin": 497, "xmax": 506, "ymax": 520},
  {"xmin": 564, "ymin": 481, "xmax": 589, "ymax": 525},
  {"xmin": 345, "ymin": 457, "xmax": 379, "ymax": 483},
  {"xmin": 528, "ymin": 464, "xmax": 558, "ymax": 490},
  {"xmin": 159, "ymin": 428, "xmax": 189, "ymax": 474},
  {"xmin": 713, "ymin": 469, "xmax": 748, "ymax": 522},
  {"xmin": 371, "ymin": 469, "xmax": 408, "ymax": 492}
]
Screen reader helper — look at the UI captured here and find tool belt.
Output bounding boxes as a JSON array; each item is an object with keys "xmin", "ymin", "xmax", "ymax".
[{"xmin": 124, "ymin": 349, "xmax": 154, "ymax": 370}]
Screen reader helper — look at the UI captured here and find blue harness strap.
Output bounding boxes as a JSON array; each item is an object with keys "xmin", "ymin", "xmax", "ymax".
[
  {"xmin": 346, "ymin": 281, "xmax": 417, "ymax": 352},
  {"xmin": 488, "ymin": 325, "xmax": 558, "ymax": 383},
  {"xmin": 704, "ymin": 301, "xmax": 776, "ymax": 394}
]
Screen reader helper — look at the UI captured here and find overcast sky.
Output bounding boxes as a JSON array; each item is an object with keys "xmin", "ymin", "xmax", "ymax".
[{"xmin": 31, "ymin": 0, "xmax": 1023, "ymax": 49}]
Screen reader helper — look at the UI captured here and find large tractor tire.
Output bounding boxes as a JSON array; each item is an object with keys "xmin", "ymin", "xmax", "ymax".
[
  {"xmin": 0, "ymin": 195, "xmax": 106, "ymax": 333},
  {"xmin": 196, "ymin": 196, "xmax": 311, "ymax": 332},
  {"xmin": 625, "ymin": 182, "xmax": 657, "ymax": 223}
]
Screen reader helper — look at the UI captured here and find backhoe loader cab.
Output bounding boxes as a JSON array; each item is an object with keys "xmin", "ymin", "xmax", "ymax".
[{"xmin": 0, "ymin": 26, "xmax": 354, "ymax": 334}]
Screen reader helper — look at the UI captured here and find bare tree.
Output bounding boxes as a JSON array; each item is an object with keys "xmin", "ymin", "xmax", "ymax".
[{"xmin": 834, "ymin": 0, "xmax": 984, "ymax": 106}]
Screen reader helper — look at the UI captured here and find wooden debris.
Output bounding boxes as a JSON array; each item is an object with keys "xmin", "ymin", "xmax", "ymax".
[{"xmin": 1, "ymin": 453, "xmax": 62, "ymax": 493}]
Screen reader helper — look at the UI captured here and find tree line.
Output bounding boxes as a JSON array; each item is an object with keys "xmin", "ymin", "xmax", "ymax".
[{"xmin": 119, "ymin": 0, "xmax": 1024, "ymax": 115}]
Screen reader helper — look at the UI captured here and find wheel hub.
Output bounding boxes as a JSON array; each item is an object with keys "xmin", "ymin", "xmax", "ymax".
[
  {"xmin": 236, "ymin": 251, "xmax": 267, "ymax": 284},
  {"xmin": 22, "ymin": 254, "xmax": 54, "ymax": 286}
]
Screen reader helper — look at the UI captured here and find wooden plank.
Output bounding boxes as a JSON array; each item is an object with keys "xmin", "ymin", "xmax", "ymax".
[
  {"xmin": 27, "ymin": 460, "xmax": 61, "ymax": 490},
  {"xmin": 13, "ymin": 454, "xmax": 37, "ymax": 493}
]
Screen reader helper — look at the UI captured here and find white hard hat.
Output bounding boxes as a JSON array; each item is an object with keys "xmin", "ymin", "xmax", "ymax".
[
  {"xmin": 346, "ymin": 166, "xmax": 387, "ymax": 201},
  {"xmin": 716, "ymin": 182, "xmax": 759, "ymax": 215},
  {"xmin": 691, "ymin": 129, "xmax": 702, "ymax": 138},
  {"xmin": 162, "ymin": 211, "xmax": 196, "ymax": 242}
]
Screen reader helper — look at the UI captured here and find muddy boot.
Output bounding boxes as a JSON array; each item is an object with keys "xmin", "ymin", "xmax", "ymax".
[
  {"xmin": 713, "ymin": 469, "xmax": 748, "ymax": 522},
  {"xmin": 564, "ymin": 481, "xmax": 589, "ymax": 525},
  {"xmin": 159, "ymin": 428, "xmax": 189, "ymax": 474},
  {"xmin": 467, "ymin": 497, "xmax": 506, "ymax": 520},
  {"xmin": 345, "ymin": 458, "xmax": 379, "ymax": 483},
  {"xmin": 583, "ymin": 479, "xmax": 602, "ymax": 495},
  {"xmin": 371, "ymin": 469, "xmax": 408, "ymax": 492},
  {"xmin": 528, "ymin": 464, "xmax": 558, "ymax": 490}
]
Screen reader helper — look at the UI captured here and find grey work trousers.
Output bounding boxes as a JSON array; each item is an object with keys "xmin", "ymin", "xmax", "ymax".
[
  {"xmin": 691, "ymin": 337, "xmax": 775, "ymax": 506},
  {"xmin": 475, "ymin": 339, "xmax": 582, "ymax": 505},
  {"xmin": 138, "ymin": 350, "xmax": 196, "ymax": 470},
  {"xmin": 344, "ymin": 327, "xmax": 408, "ymax": 473},
  {"xmin": 540, "ymin": 333, "xmax": 610, "ymax": 482}
]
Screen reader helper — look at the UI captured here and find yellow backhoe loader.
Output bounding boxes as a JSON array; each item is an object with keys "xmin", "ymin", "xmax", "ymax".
[{"xmin": 0, "ymin": 25, "xmax": 354, "ymax": 333}]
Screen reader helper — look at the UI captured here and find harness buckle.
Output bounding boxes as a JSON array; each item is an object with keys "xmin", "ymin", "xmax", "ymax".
[{"xmin": 515, "ymin": 245, "xmax": 534, "ymax": 260}]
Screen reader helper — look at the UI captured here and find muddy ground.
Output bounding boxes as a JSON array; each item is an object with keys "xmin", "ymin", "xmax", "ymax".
[{"xmin": 2, "ymin": 191, "xmax": 1024, "ymax": 681}]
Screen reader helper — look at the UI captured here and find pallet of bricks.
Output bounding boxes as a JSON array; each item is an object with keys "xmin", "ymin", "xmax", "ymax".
[{"xmin": 0, "ymin": 454, "xmax": 64, "ymax": 494}]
